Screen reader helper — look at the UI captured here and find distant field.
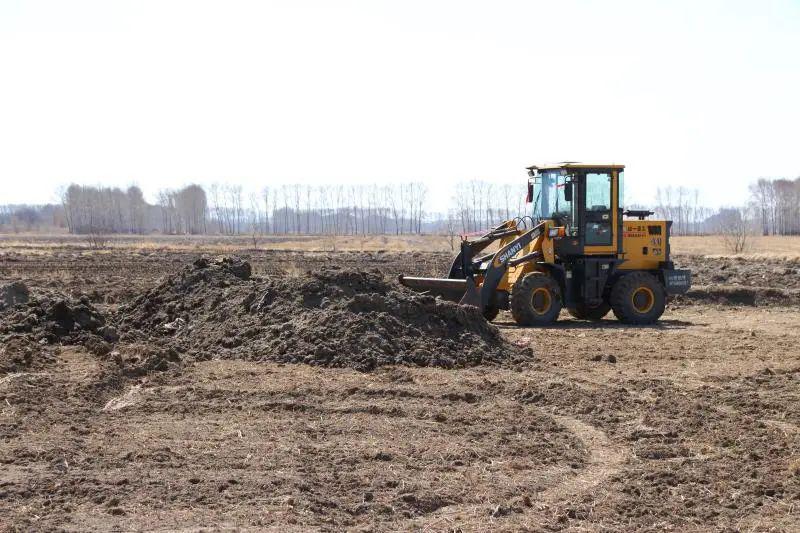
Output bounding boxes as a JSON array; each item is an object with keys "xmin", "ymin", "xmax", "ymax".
[
  {"xmin": 1, "ymin": 232, "xmax": 799, "ymax": 258},
  {"xmin": 0, "ymin": 232, "xmax": 454, "ymax": 253},
  {"xmin": 671, "ymin": 235, "xmax": 800, "ymax": 259}
]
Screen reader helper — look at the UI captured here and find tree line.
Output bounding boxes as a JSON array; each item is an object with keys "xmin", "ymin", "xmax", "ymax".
[
  {"xmin": 749, "ymin": 177, "xmax": 800, "ymax": 235},
  {"xmin": 60, "ymin": 184, "xmax": 151, "ymax": 235},
  {"xmin": 14, "ymin": 182, "xmax": 435, "ymax": 236},
  {"xmin": 650, "ymin": 186, "xmax": 717, "ymax": 236},
  {"xmin": 204, "ymin": 183, "xmax": 430, "ymax": 236},
  {"xmin": 1, "ymin": 176, "xmax": 798, "ymax": 237},
  {"xmin": 449, "ymin": 181, "xmax": 529, "ymax": 234}
]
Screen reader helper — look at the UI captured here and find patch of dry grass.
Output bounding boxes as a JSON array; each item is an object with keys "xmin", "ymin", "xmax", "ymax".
[
  {"xmin": 671, "ymin": 235, "xmax": 800, "ymax": 259},
  {"xmin": 0, "ymin": 233, "xmax": 455, "ymax": 254},
  {"xmin": 3, "ymin": 232, "xmax": 800, "ymax": 259}
]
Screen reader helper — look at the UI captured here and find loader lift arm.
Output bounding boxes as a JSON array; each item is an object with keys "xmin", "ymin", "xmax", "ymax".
[
  {"xmin": 399, "ymin": 220, "xmax": 544, "ymax": 312},
  {"xmin": 447, "ymin": 220, "xmax": 521, "ymax": 279},
  {"xmin": 468, "ymin": 222, "xmax": 543, "ymax": 309}
]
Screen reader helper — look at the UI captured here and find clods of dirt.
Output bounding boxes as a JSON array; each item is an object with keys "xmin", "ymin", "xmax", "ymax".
[
  {"xmin": 192, "ymin": 255, "xmax": 252, "ymax": 280},
  {"xmin": 678, "ymin": 285, "xmax": 800, "ymax": 306},
  {"xmin": 679, "ymin": 255, "xmax": 800, "ymax": 290},
  {"xmin": 0, "ymin": 280, "xmax": 29, "ymax": 310},
  {"xmin": 0, "ymin": 336, "xmax": 56, "ymax": 373},
  {"xmin": 1, "ymin": 291, "xmax": 108, "ymax": 343},
  {"xmin": 110, "ymin": 344, "xmax": 183, "ymax": 378},
  {"xmin": 117, "ymin": 257, "xmax": 525, "ymax": 371}
]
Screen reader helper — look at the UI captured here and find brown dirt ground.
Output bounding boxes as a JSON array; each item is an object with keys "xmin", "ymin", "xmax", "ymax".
[{"xmin": 1, "ymin": 241, "xmax": 799, "ymax": 531}]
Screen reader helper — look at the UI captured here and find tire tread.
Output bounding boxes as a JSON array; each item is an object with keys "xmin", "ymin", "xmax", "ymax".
[
  {"xmin": 510, "ymin": 272, "xmax": 562, "ymax": 326},
  {"xmin": 610, "ymin": 271, "xmax": 665, "ymax": 324}
]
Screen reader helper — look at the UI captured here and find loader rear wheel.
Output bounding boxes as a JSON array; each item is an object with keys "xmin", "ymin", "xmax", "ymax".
[
  {"xmin": 567, "ymin": 302, "xmax": 611, "ymax": 321},
  {"xmin": 511, "ymin": 272, "xmax": 562, "ymax": 326},
  {"xmin": 610, "ymin": 272, "xmax": 665, "ymax": 324}
]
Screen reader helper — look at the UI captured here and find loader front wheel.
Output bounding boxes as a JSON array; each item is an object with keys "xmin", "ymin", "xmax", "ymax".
[
  {"xmin": 610, "ymin": 272, "xmax": 665, "ymax": 324},
  {"xmin": 511, "ymin": 272, "xmax": 562, "ymax": 326},
  {"xmin": 568, "ymin": 302, "xmax": 611, "ymax": 321}
]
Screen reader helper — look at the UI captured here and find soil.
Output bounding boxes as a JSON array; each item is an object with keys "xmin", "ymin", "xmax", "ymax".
[
  {"xmin": 0, "ymin": 245, "xmax": 799, "ymax": 531},
  {"xmin": 0, "ymin": 281, "xmax": 29, "ymax": 310},
  {"xmin": 116, "ymin": 257, "xmax": 521, "ymax": 371}
]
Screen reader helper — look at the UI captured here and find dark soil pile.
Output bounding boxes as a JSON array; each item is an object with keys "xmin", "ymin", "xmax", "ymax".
[
  {"xmin": 673, "ymin": 254, "xmax": 800, "ymax": 307},
  {"xmin": 674, "ymin": 286, "xmax": 800, "ymax": 307},
  {"xmin": 677, "ymin": 254, "xmax": 800, "ymax": 290},
  {"xmin": 0, "ymin": 282, "xmax": 113, "ymax": 374},
  {"xmin": 117, "ymin": 257, "xmax": 523, "ymax": 371},
  {"xmin": 0, "ymin": 286, "xmax": 111, "ymax": 344},
  {"xmin": 1, "ymin": 281, "xmax": 30, "ymax": 310},
  {"xmin": 0, "ymin": 336, "xmax": 57, "ymax": 374}
]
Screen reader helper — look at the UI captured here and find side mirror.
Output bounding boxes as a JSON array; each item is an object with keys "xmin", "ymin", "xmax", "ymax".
[
  {"xmin": 564, "ymin": 181, "xmax": 573, "ymax": 202},
  {"xmin": 526, "ymin": 181, "xmax": 533, "ymax": 203}
]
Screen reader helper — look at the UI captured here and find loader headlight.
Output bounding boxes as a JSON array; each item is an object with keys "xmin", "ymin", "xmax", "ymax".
[{"xmin": 548, "ymin": 227, "xmax": 560, "ymax": 238}]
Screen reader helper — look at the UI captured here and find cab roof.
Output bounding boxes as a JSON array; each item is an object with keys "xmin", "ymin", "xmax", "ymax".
[{"xmin": 527, "ymin": 162, "xmax": 625, "ymax": 172}]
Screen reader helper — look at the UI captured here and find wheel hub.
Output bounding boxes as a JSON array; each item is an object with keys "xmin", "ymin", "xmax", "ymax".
[
  {"xmin": 531, "ymin": 287, "xmax": 552, "ymax": 315},
  {"xmin": 631, "ymin": 286, "xmax": 655, "ymax": 313}
]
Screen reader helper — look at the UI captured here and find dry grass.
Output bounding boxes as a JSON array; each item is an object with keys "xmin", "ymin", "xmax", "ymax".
[
  {"xmin": 671, "ymin": 235, "xmax": 800, "ymax": 259},
  {"xmin": 0, "ymin": 233, "xmax": 454, "ymax": 253},
  {"xmin": 790, "ymin": 458, "xmax": 800, "ymax": 477},
  {"xmin": 3, "ymin": 232, "xmax": 800, "ymax": 259}
]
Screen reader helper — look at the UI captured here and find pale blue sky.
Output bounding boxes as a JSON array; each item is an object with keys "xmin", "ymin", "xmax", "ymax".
[{"xmin": 1, "ymin": 0, "xmax": 798, "ymax": 208}]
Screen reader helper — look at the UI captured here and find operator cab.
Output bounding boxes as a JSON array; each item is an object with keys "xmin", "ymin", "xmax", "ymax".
[{"xmin": 527, "ymin": 163, "xmax": 624, "ymax": 257}]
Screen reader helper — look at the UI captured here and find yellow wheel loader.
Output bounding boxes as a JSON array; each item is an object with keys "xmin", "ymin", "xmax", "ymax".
[{"xmin": 400, "ymin": 163, "xmax": 691, "ymax": 325}]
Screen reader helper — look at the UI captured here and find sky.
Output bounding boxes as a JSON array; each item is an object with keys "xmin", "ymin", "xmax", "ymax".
[{"xmin": 1, "ymin": 0, "xmax": 799, "ymax": 210}]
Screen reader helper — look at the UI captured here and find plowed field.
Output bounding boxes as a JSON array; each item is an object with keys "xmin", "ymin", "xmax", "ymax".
[{"xmin": 1, "ymin": 240, "xmax": 798, "ymax": 531}]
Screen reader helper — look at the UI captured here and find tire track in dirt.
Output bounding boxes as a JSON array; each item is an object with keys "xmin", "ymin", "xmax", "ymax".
[
  {"xmin": 505, "ymin": 372, "xmax": 630, "ymax": 501},
  {"xmin": 0, "ymin": 372, "xmax": 48, "ymax": 386},
  {"xmin": 539, "ymin": 415, "xmax": 627, "ymax": 503},
  {"xmin": 403, "ymin": 410, "xmax": 627, "ymax": 530},
  {"xmin": 764, "ymin": 419, "xmax": 799, "ymax": 434},
  {"xmin": 102, "ymin": 384, "xmax": 148, "ymax": 411}
]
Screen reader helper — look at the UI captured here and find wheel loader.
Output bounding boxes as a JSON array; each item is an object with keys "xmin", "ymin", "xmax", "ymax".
[{"xmin": 400, "ymin": 163, "xmax": 691, "ymax": 325}]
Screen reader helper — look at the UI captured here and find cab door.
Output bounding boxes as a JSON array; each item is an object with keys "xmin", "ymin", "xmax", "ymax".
[{"xmin": 583, "ymin": 171, "xmax": 617, "ymax": 254}]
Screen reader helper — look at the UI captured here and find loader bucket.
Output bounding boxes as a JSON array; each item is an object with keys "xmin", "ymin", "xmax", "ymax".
[
  {"xmin": 398, "ymin": 276, "xmax": 465, "ymax": 300},
  {"xmin": 398, "ymin": 275, "xmax": 483, "ymax": 307},
  {"xmin": 398, "ymin": 220, "xmax": 533, "ymax": 313}
]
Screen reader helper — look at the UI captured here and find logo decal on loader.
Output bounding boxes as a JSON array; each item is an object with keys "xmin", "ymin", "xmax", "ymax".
[{"xmin": 496, "ymin": 242, "xmax": 523, "ymax": 266}]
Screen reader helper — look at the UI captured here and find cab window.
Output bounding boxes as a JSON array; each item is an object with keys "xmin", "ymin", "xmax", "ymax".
[
  {"xmin": 584, "ymin": 172, "xmax": 612, "ymax": 246},
  {"xmin": 585, "ymin": 173, "xmax": 611, "ymax": 211}
]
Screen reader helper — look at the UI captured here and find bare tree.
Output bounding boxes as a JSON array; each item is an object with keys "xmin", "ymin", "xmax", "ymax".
[
  {"xmin": 127, "ymin": 186, "xmax": 146, "ymax": 234},
  {"xmin": 13, "ymin": 207, "xmax": 40, "ymax": 231},
  {"xmin": 261, "ymin": 187, "xmax": 270, "ymax": 235},
  {"xmin": 444, "ymin": 209, "xmax": 459, "ymax": 251},
  {"xmin": 717, "ymin": 207, "xmax": 752, "ymax": 254},
  {"xmin": 174, "ymin": 184, "xmax": 207, "ymax": 234}
]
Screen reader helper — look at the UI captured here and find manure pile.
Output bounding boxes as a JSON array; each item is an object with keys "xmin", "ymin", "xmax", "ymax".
[{"xmin": 116, "ymin": 257, "xmax": 524, "ymax": 371}]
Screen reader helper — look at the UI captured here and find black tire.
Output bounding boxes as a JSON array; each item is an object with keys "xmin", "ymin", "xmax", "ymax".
[
  {"xmin": 483, "ymin": 306, "xmax": 500, "ymax": 322},
  {"xmin": 610, "ymin": 271, "xmax": 666, "ymax": 324},
  {"xmin": 567, "ymin": 302, "xmax": 611, "ymax": 321},
  {"xmin": 511, "ymin": 272, "xmax": 562, "ymax": 326}
]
